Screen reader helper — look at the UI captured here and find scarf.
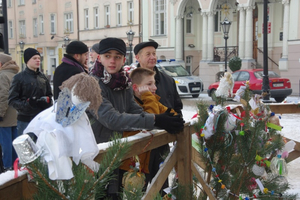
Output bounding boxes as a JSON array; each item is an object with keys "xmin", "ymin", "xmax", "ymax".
[
  {"xmin": 62, "ymin": 55, "xmax": 85, "ymax": 72},
  {"xmin": 91, "ymin": 61, "xmax": 131, "ymax": 91}
]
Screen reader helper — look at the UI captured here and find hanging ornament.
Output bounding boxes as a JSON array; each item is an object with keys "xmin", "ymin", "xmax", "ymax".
[
  {"xmin": 270, "ymin": 155, "xmax": 288, "ymax": 176},
  {"xmin": 239, "ymin": 122, "xmax": 245, "ymax": 136},
  {"xmin": 122, "ymin": 170, "xmax": 146, "ymax": 192},
  {"xmin": 252, "ymin": 164, "xmax": 266, "ymax": 176},
  {"xmin": 247, "ymin": 177, "xmax": 257, "ymax": 191}
]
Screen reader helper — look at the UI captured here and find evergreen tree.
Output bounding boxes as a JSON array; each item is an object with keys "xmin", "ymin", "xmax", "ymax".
[{"xmin": 194, "ymin": 82, "xmax": 297, "ymax": 199}]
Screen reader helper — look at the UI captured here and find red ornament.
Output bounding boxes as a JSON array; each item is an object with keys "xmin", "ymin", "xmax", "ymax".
[{"xmin": 240, "ymin": 123, "xmax": 244, "ymax": 127}]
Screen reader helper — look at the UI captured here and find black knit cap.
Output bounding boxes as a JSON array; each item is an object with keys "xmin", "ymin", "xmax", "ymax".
[
  {"xmin": 24, "ymin": 48, "xmax": 41, "ymax": 64},
  {"xmin": 133, "ymin": 41, "xmax": 158, "ymax": 55},
  {"xmin": 66, "ymin": 41, "xmax": 89, "ymax": 54},
  {"xmin": 98, "ymin": 38, "xmax": 126, "ymax": 56}
]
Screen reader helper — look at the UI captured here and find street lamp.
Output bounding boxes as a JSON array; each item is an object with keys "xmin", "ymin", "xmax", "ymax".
[
  {"xmin": 64, "ymin": 36, "xmax": 71, "ymax": 47},
  {"xmin": 126, "ymin": 29, "xmax": 135, "ymax": 65},
  {"xmin": 19, "ymin": 40, "xmax": 25, "ymax": 71},
  {"xmin": 220, "ymin": 18, "xmax": 231, "ymax": 72}
]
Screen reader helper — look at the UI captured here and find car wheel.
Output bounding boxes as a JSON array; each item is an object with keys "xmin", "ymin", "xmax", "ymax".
[
  {"xmin": 274, "ymin": 97, "xmax": 286, "ymax": 103},
  {"xmin": 192, "ymin": 94, "xmax": 199, "ymax": 98}
]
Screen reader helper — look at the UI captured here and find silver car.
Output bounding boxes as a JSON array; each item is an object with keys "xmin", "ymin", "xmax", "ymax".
[{"xmin": 156, "ymin": 61, "xmax": 204, "ymax": 98}]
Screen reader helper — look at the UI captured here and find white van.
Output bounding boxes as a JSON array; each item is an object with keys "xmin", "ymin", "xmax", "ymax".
[{"xmin": 156, "ymin": 60, "xmax": 204, "ymax": 98}]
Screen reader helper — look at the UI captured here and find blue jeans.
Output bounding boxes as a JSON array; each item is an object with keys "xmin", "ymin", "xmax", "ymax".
[
  {"xmin": 0, "ymin": 126, "xmax": 19, "ymax": 169},
  {"xmin": 17, "ymin": 120, "xmax": 30, "ymax": 135}
]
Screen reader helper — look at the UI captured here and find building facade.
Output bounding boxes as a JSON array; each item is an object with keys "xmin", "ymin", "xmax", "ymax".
[{"xmin": 6, "ymin": 0, "xmax": 300, "ymax": 96}]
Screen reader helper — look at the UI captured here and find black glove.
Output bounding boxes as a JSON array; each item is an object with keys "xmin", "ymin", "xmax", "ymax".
[
  {"xmin": 37, "ymin": 96, "xmax": 53, "ymax": 109},
  {"xmin": 27, "ymin": 97, "xmax": 37, "ymax": 108},
  {"xmin": 154, "ymin": 108, "xmax": 185, "ymax": 134},
  {"xmin": 0, "ymin": 117, "xmax": 3, "ymax": 121}
]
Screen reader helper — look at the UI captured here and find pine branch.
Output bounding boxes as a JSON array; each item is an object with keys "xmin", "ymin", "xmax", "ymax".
[
  {"xmin": 85, "ymin": 144, "xmax": 123, "ymax": 199},
  {"xmin": 31, "ymin": 164, "xmax": 68, "ymax": 200}
]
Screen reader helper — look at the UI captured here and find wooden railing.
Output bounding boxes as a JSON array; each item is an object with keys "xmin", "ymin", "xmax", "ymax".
[
  {"xmin": 94, "ymin": 102, "xmax": 300, "ymax": 199},
  {"xmin": 1, "ymin": 103, "xmax": 299, "ymax": 200}
]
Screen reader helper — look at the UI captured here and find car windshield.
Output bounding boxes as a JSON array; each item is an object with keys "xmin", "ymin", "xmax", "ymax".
[
  {"xmin": 159, "ymin": 65, "xmax": 190, "ymax": 77},
  {"xmin": 254, "ymin": 71, "xmax": 280, "ymax": 78}
]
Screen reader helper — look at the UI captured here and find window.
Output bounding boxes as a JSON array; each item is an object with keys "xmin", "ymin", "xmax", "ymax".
[
  {"xmin": 236, "ymin": 71, "xmax": 250, "ymax": 81},
  {"xmin": 33, "ymin": 18, "xmax": 37, "ymax": 37},
  {"xmin": 9, "ymin": 21, "xmax": 13, "ymax": 38},
  {"xmin": 84, "ymin": 9, "xmax": 89, "ymax": 29},
  {"xmin": 64, "ymin": 13, "xmax": 73, "ymax": 33},
  {"xmin": 214, "ymin": 10, "xmax": 222, "ymax": 32},
  {"xmin": 154, "ymin": 0, "xmax": 166, "ymax": 35},
  {"xmin": 39, "ymin": 15, "xmax": 44, "ymax": 34},
  {"xmin": 186, "ymin": 56, "xmax": 193, "ymax": 74},
  {"xmin": 50, "ymin": 14, "xmax": 56, "ymax": 34},
  {"xmin": 8, "ymin": 0, "xmax": 12, "ymax": 7},
  {"xmin": 116, "ymin": 3, "xmax": 122, "ymax": 26},
  {"xmin": 186, "ymin": 18, "xmax": 192, "ymax": 34},
  {"xmin": 19, "ymin": 20, "xmax": 26, "ymax": 38},
  {"xmin": 128, "ymin": 1, "xmax": 134, "ymax": 24},
  {"xmin": 18, "ymin": 0, "xmax": 25, "ymax": 5},
  {"xmin": 32, "ymin": 0, "xmax": 36, "ymax": 4},
  {"xmin": 94, "ymin": 7, "xmax": 99, "ymax": 28},
  {"xmin": 104, "ymin": 6, "xmax": 110, "ymax": 26}
]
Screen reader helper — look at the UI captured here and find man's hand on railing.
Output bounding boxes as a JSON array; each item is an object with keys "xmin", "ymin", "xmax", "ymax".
[{"xmin": 154, "ymin": 108, "xmax": 185, "ymax": 134}]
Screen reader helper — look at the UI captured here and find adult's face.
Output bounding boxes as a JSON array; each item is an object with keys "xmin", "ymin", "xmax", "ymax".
[
  {"xmin": 135, "ymin": 46, "xmax": 157, "ymax": 70},
  {"xmin": 99, "ymin": 50, "xmax": 126, "ymax": 74},
  {"xmin": 26, "ymin": 55, "xmax": 41, "ymax": 71},
  {"xmin": 74, "ymin": 52, "xmax": 89, "ymax": 66},
  {"xmin": 90, "ymin": 50, "xmax": 99, "ymax": 63}
]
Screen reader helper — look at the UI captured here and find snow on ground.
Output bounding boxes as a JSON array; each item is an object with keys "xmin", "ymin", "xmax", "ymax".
[{"xmin": 182, "ymin": 95, "xmax": 300, "ymax": 196}]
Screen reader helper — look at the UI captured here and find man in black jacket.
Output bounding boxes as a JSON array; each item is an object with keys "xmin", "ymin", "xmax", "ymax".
[
  {"xmin": 133, "ymin": 41, "xmax": 183, "ymax": 195},
  {"xmin": 53, "ymin": 41, "xmax": 89, "ymax": 100},
  {"xmin": 8, "ymin": 48, "xmax": 53, "ymax": 135}
]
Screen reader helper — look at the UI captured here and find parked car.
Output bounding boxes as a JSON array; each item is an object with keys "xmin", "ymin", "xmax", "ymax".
[
  {"xmin": 156, "ymin": 60, "xmax": 204, "ymax": 98},
  {"xmin": 207, "ymin": 69, "xmax": 292, "ymax": 102}
]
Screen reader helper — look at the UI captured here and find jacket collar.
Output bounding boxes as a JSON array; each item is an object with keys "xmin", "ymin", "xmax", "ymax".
[{"xmin": 25, "ymin": 66, "xmax": 40, "ymax": 75}]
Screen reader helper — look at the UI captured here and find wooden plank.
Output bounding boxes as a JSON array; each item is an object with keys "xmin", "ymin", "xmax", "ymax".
[
  {"xmin": 192, "ymin": 147, "xmax": 206, "ymax": 169},
  {"xmin": 286, "ymin": 150, "xmax": 300, "ymax": 163},
  {"xmin": 94, "ymin": 129, "xmax": 177, "ymax": 163},
  {"xmin": 142, "ymin": 145, "xmax": 178, "ymax": 200},
  {"xmin": 176, "ymin": 125, "xmax": 192, "ymax": 187},
  {"xmin": 191, "ymin": 161, "xmax": 216, "ymax": 200},
  {"xmin": 0, "ymin": 174, "xmax": 37, "ymax": 200},
  {"xmin": 266, "ymin": 103, "xmax": 300, "ymax": 114}
]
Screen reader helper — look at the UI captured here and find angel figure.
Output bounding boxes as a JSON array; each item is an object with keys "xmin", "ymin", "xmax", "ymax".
[
  {"xmin": 23, "ymin": 73, "xmax": 102, "ymax": 180},
  {"xmin": 215, "ymin": 72, "xmax": 234, "ymax": 98}
]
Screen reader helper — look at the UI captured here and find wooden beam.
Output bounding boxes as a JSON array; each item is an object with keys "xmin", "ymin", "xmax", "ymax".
[
  {"xmin": 94, "ymin": 130, "xmax": 177, "ymax": 163},
  {"xmin": 176, "ymin": 125, "xmax": 193, "ymax": 187},
  {"xmin": 142, "ymin": 145, "xmax": 178, "ymax": 200},
  {"xmin": 266, "ymin": 103, "xmax": 300, "ymax": 114},
  {"xmin": 191, "ymin": 161, "xmax": 216, "ymax": 200},
  {"xmin": 192, "ymin": 147, "xmax": 206, "ymax": 169}
]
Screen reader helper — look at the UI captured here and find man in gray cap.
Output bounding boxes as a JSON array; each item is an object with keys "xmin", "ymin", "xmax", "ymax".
[
  {"xmin": 53, "ymin": 41, "xmax": 89, "ymax": 100},
  {"xmin": 134, "ymin": 41, "xmax": 183, "ymax": 195}
]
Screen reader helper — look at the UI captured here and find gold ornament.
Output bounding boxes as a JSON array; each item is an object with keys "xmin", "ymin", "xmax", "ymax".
[{"xmin": 122, "ymin": 170, "xmax": 146, "ymax": 191}]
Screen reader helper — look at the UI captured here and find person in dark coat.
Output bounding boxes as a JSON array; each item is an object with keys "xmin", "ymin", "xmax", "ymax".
[
  {"xmin": 90, "ymin": 37, "xmax": 184, "ymax": 199},
  {"xmin": 53, "ymin": 41, "xmax": 89, "ymax": 100},
  {"xmin": 0, "ymin": 53, "xmax": 19, "ymax": 170},
  {"xmin": 134, "ymin": 41, "xmax": 183, "ymax": 195},
  {"xmin": 8, "ymin": 48, "xmax": 53, "ymax": 135}
]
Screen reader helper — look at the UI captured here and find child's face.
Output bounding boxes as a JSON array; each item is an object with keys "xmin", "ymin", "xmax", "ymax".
[
  {"xmin": 137, "ymin": 75, "xmax": 157, "ymax": 95},
  {"xmin": 99, "ymin": 50, "xmax": 126, "ymax": 74}
]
